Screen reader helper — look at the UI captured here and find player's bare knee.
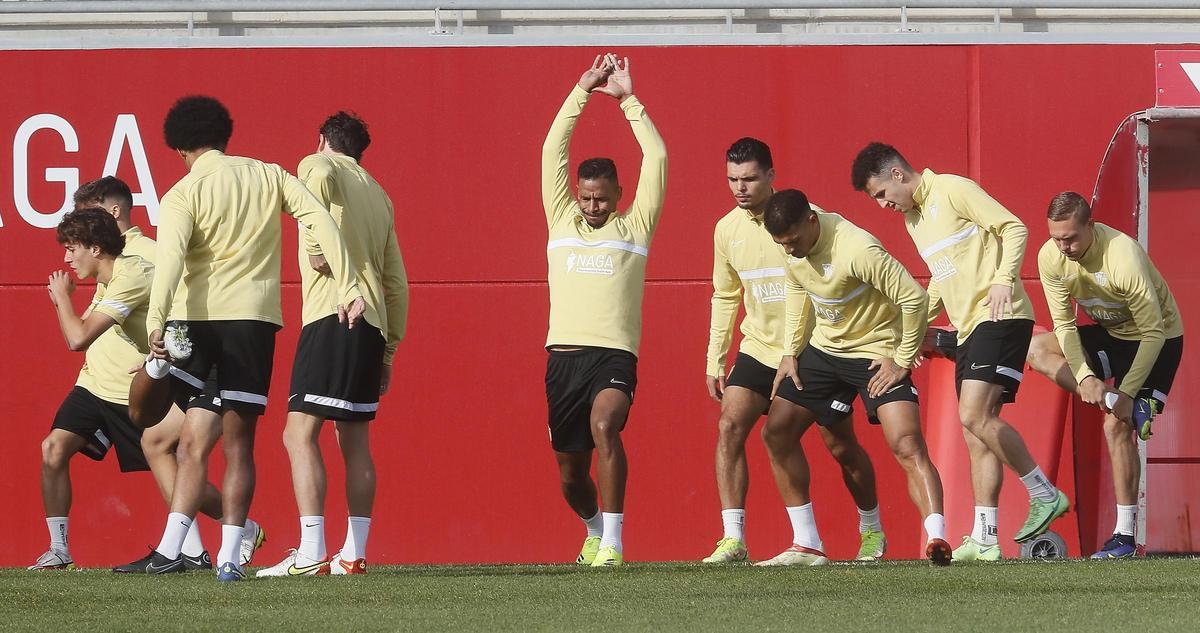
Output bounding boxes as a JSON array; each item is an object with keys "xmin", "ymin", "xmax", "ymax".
[
  {"xmin": 717, "ymin": 413, "xmax": 752, "ymax": 444},
  {"xmin": 957, "ymin": 405, "xmax": 988, "ymax": 433},
  {"xmin": 41, "ymin": 435, "xmax": 72, "ymax": 469},
  {"xmin": 1103, "ymin": 414, "xmax": 1135, "ymax": 441},
  {"xmin": 890, "ymin": 433, "xmax": 925, "ymax": 465}
]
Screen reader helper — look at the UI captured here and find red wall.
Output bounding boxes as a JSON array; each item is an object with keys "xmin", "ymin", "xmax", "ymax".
[{"xmin": 0, "ymin": 44, "xmax": 1192, "ymax": 567}]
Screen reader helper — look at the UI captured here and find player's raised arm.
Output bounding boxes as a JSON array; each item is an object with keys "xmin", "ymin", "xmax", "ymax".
[
  {"xmin": 595, "ymin": 56, "xmax": 668, "ymax": 235},
  {"xmin": 542, "ymin": 55, "xmax": 611, "ymax": 228}
]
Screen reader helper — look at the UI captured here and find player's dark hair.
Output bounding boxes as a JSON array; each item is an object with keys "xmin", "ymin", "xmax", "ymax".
[
  {"xmin": 764, "ymin": 189, "xmax": 815, "ymax": 236},
  {"xmin": 1047, "ymin": 191, "xmax": 1092, "ymax": 223},
  {"xmin": 320, "ymin": 111, "xmax": 371, "ymax": 161},
  {"xmin": 56, "ymin": 207, "xmax": 125, "ymax": 257},
  {"xmin": 851, "ymin": 142, "xmax": 913, "ymax": 191},
  {"xmin": 726, "ymin": 137, "xmax": 773, "ymax": 170},
  {"xmin": 577, "ymin": 157, "xmax": 618, "ymax": 183},
  {"xmin": 73, "ymin": 176, "xmax": 133, "ymax": 213},
  {"xmin": 163, "ymin": 95, "xmax": 233, "ymax": 152}
]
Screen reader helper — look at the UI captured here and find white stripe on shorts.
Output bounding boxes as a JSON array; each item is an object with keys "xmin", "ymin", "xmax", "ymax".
[
  {"xmin": 995, "ymin": 365, "xmax": 1024, "ymax": 382},
  {"xmin": 219, "ymin": 390, "xmax": 268, "ymax": 406},
  {"xmin": 168, "ymin": 366, "xmax": 205, "ymax": 389},
  {"xmin": 831, "ymin": 400, "xmax": 852, "ymax": 413},
  {"xmin": 303, "ymin": 394, "xmax": 379, "ymax": 413}
]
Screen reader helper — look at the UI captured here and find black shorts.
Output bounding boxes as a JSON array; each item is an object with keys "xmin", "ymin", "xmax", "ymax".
[
  {"xmin": 774, "ymin": 346, "xmax": 919, "ymax": 427},
  {"xmin": 725, "ymin": 353, "xmax": 775, "ymax": 413},
  {"xmin": 166, "ymin": 320, "xmax": 279, "ymax": 416},
  {"xmin": 1079, "ymin": 325, "xmax": 1183, "ymax": 411},
  {"xmin": 545, "ymin": 347, "xmax": 637, "ymax": 453},
  {"xmin": 289, "ymin": 315, "xmax": 385, "ymax": 422},
  {"xmin": 52, "ymin": 386, "xmax": 148, "ymax": 473},
  {"xmin": 955, "ymin": 319, "xmax": 1035, "ymax": 404}
]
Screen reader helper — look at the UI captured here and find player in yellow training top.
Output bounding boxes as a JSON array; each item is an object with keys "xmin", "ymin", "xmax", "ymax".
[
  {"xmin": 703, "ymin": 138, "xmax": 884, "ymax": 564},
  {"xmin": 541, "ymin": 54, "xmax": 666, "ymax": 568},
  {"xmin": 80, "ymin": 178, "xmax": 265, "ymax": 569},
  {"xmin": 756, "ymin": 190, "xmax": 950, "ymax": 567},
  {"xmin": 118, "ymin": 96, "xmax": 364, "ymax": 582},
  {"xmin": 851, "ymin": 142, "xmax": 1068, "ymax": 562},
  {"xmin": 1027, "ymin": 192, "xmax": 1183, "ymax": 559},
  {"xmin": 257, "ymin": 112, "xmax": 409, "ymax": 579}
]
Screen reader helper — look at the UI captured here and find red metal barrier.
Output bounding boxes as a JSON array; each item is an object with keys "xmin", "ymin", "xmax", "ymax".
[{"xmin": 0, "ymin": 44, "xmax": 1195, "ymax": 566}]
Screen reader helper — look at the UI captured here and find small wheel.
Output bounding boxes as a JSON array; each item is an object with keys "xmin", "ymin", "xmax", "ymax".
[{"xmin": 1019, "ymin": 530, "xmax": 1068, "ymax": 560}]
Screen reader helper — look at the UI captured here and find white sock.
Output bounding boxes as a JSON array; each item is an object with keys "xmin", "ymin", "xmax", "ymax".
[
  {"xmin": 1020, "ymin": 466, "xmax": 1058, "ymax": 502},
  {"xmin": 785, "ymin": 504, "xmax": 824, "ymax": 552},
  {"xmin": 144, "ymin": 355, "xmax": 170, "ymax": 379},
  {"xmin": 181, "ymin": 520, "xmax": 205, "ymax": 558},
  {"xmin": 971, "ymin": 506, "xmax": 999, "ymax": 546},
  {"xmin": 298, "ymin": 515, "xmax": 326, "ymax": 561},
  {"xmin": 582, "ymin": 511, "xmax": 604, "ymax": 538},
  {"xmin": 923, "ymin": 513, "xmax": 946, "ymax": 541},
  {"xmin": 1115, "ymin": 504, "xmax": 1137, "ymax": 537},
  {"xmin": 154, "ymin": 512, "xmax": 191, "ymax": 560},
  {"xmin": 721, "ymin": 508, "xmax": 746, "ymax": 541},
  {"xmin": 46, "ymin": 517, "xmax": 68, "ymax": 554},
  {"xmin": 342, "ymin": 516, "xmax": 372, "ymax": 560},
  {"xmin": 857, "ymin": 505, "xmax": 882, "ymax": 534},
  {"xmin": 598, "ymin": 512, "xmax": 623, "ymax": 552},
  {"xmin": 217, "ymin": 524, "xmax": 244, "ymax": 568}
]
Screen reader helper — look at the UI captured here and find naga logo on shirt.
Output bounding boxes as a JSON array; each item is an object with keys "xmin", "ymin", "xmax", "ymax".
[
  {"xmin": 566, "ymin": 251, "xmax": 614, "ymax": 276},
  {"xmin": 750, "ymin": 281, "xmax": 785, "ymax": 304},
  {"xmin": 813, "ymin": 303, "xmax": 846, "ymax": 323},
  {"xmin": 928, "ymin": 255, "xmax": 958, "ymax": 282}
]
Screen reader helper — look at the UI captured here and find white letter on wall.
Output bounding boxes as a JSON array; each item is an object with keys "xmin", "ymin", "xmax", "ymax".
[
  {"xmin": 102, "ymin": 114, "xmax": 160, "ymax": 225},
  {"xmin": 13, "ymin": 114, "xmax": 79, "ymax": 229}
]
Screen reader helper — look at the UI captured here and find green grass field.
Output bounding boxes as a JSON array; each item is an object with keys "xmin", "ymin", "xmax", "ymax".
[{"xmin": 3, "ymin": 559, "xmax": 1199, "ymax": 632}]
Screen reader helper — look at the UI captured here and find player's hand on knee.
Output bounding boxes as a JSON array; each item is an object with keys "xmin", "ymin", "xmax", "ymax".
[
  {"xmin": 706, "ymin": 374, "xmax": 724, "ymax": 402},
  {"xmin": 1079, "ymin": 375, "xmax": 1109, "ymax": 409},
  {"xmin": 867, "ymin": 357, "xmax": 908, "ymax": 398},
  {"xmin": 1110, "ymin": 391, "xmax": 1134, "ymax": 424}
]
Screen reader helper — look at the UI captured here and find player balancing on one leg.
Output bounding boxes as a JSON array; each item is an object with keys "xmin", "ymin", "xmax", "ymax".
[
  {"xmin": 757, "ymin": 190, "xmax": 951, "ymax": 566},
  {"xmin": 1026, "ymin": 192, "xmax": 1183, "ymax": 559},
  {"xmin": 851, "ymin": 142, "xmax": 1069, "ymax": 562},
  {"xmin": 72, "ymin": 177, "xmax": 265, "ymax": 571},
  {"xmin": 31, "ymin": 208, "xmax": 157, "ymax": 570},
  {"xmin": 541, "ymin": 54, "xmax": 666, "ymax": 568},
  {"xmin": 116, "ymin": 95, "xmax": 365, "ymax": 582},
  {"xmin": 257, "ymin": 112, "xmax": 409, "ymax": 578},
  {"xmin": 703, "ymin": 138, "xmax": 884, "ymax": 564}
]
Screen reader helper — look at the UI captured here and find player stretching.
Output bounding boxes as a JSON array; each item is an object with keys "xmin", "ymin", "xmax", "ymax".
[
  {"xmin": 258, "ymin": 112, "xmax": 409, "ymax": 578},
  {"xmin": 1027, "ymin": 192, "xmax": 1183, "ymax": 559},
  {"xmin": 72, "ymin": 178, "xmax": 265, "ymax": 571},
  {"xmin": 30, "ymin": 208, "xmax": 155, "ymax": 570},
  {"xmin": 758, "ymin": 190, "xmax": 950, "ymax": 566},
  {"xmin": 116, "ymin": 96, "xmax": 364, "ymax": 581},
  {"xmin": 851, "ymin": 142, "xmax": 1068, "ymax": 562},
  {"xmin": 542, "ymin": 54, "xmax": 666, "ymax": 567},
  {"xmin": 704, "ymin": 138, "xmax": 883, "ymax": 563}
]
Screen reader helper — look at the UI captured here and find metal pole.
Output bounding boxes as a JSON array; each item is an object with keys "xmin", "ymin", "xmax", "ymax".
[{"xmin": 1, "ymin": 1, "xmax": 1199, "ymax": 13}]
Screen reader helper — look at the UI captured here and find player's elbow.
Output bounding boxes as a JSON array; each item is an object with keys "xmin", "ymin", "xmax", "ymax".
[{"xmin": 65, "ymin": 337, "xmax": 89, "ymax": 352}]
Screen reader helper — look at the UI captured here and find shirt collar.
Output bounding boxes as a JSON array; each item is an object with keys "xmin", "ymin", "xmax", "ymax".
[
  {"xmin": 808, "ymin": 211, "xmax": 832, "ymax": 258},
  {"xmin": 912, "ymin": 168, "xmax": 937, "ymax": 212},
  {"xmin": 190, "ymin": 148, "xmax": 224, "ymax": 173}
]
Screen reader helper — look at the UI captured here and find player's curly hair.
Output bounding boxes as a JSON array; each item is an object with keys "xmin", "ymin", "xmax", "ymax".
[
  {"xmin": 73, "ymin": 176, "xmax": 133, "ymax": 212},
  {"xmin": 320, "ymin": 111, "xmax": 371, "ymax": 161},
  {"xmin": 163, "ymin": 95, "xmax": 233, "ymax": 152},
  {"xmin": 56, "ymin": 207, "xmax": 125, "ymax": 257},
  {"xmin": 577, "ymin": 157, "xmax": 618, "ymax": 183},
  {"xmin": 726, "ymin": 137, "xmax": 773, "ymax": 169},
  {"xmin": 851, "ymin": 142, "xmax": 912, "ymax": 191},
  {"xmin": 764, "ymin": 189, "xmax": 815, "ymax": 236}
]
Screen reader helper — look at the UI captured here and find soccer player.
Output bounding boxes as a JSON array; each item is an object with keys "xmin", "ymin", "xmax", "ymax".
[
  {"xmin": 74, "ymin": 177, "xmax": 265, "ymax": 570},
  {"xmin": 31, "ymin": 208, "xmax": 155, "ymax": 570},
  {"xmin": 115, "ymin": 95, "xmax": 364, "ymax": 581},
  {"xmin": 541, "ymin": 54, "xmax": 666, "ymax": 568},
  {"xmin": 851, "ymin": 142, "xmax": 1069, "ymax": 562},
  {"xmin": 757, "ymin": 190, "xmax": 950, "ymax": 566},
  {"xmin": 704, "ymin": 138, "xmax": 884, "ymax": 564},
  {"xmin": 1027, "ymin": 192, "xmax": 1183, "ymax": 559},
  {"xmin": 257, "ymin": 112, "xmax": 409, "ymax": 578}
]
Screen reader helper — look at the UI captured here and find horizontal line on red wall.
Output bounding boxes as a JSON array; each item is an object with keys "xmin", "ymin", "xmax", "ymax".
[{"xmin": 1147, "ymin": 457, "xmax": 1200, "ymax": 465}]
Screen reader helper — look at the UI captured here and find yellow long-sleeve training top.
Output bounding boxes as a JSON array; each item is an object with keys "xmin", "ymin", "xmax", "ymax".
[
  {"xmin": 784, "ymin": 211, "xmax": 929, "ymax": 368},
  {"xmin": 542, "ymin": 85, "xmax": 668, "ymax": 356},
  {"xmin": 147, "ymin": 150, "xmax": 361, "ymax": 338},
  {"xmin": 298, "ymin": 153, "xmax": 409, "ymax": 365},
  {"xmin": 78, "ymin": 254, "xmax": 154, "ymax": 405},
  {"xmin": 907, "ymin": 169, "xmax": 1034, "ymax": 342},
  {"xmin": 1038, "ymin": 222, "xmax": 1183, "ymax": 397},
  {"xmin": 706, "ymin": 204, "xmax": 806, "ymax": 376}
]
